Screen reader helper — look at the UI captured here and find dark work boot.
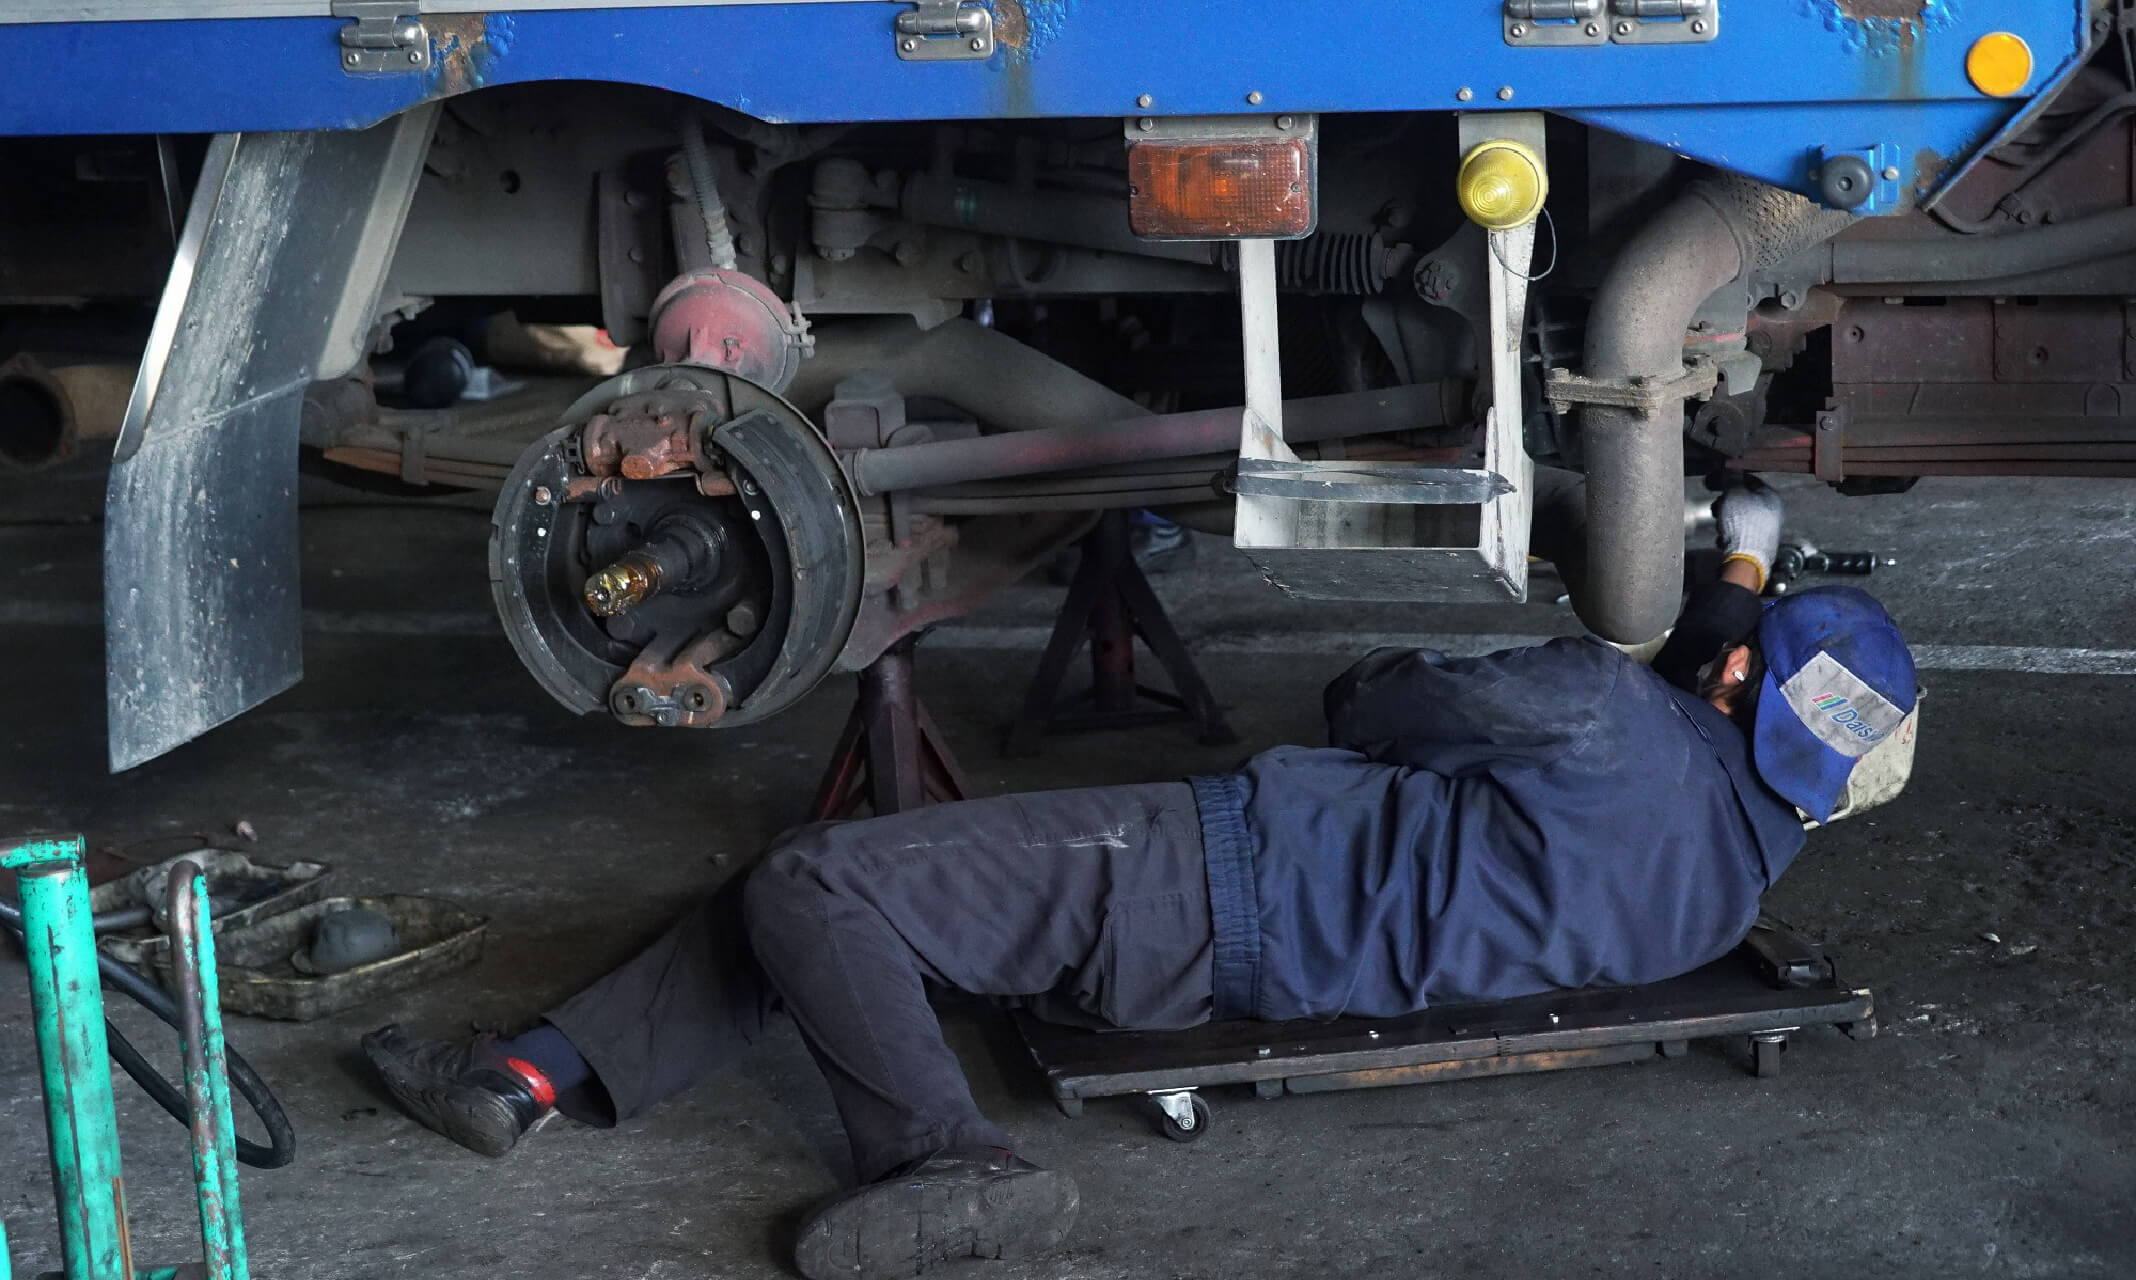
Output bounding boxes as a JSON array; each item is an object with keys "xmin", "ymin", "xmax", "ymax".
[
  {"xmin": 791, "ymin": 1147, "xmax": 1079, "ymax": 1280},
  {"xmin": 361, "ymin": 1024, "xmax": 556, "ymax": 1157}
]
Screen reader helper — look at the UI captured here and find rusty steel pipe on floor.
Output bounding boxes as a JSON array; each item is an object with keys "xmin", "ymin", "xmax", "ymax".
[
  {"xmin": 846, "ymin": 381, "xmax": 1467, "ymax": 496},
  {"xmin": 168, "ymin": 862, "xmax": 250, "ymax": 1280}
]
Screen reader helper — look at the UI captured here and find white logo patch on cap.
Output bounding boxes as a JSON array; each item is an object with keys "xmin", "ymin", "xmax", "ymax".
[{"xmin": 1778, "ymin": 650, "xmax": 1906, "ymax": 759}]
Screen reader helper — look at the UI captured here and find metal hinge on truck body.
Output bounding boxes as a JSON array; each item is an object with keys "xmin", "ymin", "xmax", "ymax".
[
  {"xmin": 1505, "ymin": 0, "xmax": 1717, "ymax": 46},
  {"xmin": 1610, "ymin": 0, "xmax": 1718, "ymax": 44},
  {"xmin": 333, "ymin": 0, "xmax": 430, "ymax": 74},
  {"xmin": 895, "ymin": 0, "xmax": 994, "ymax": 60}
]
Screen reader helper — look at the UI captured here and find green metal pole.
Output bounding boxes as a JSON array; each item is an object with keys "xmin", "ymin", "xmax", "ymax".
[
  {"xmin": 2, "ymin": 1216, "xmax": 14, "ymax": 1280},
  {"xmin": 169, "ymin": 864, "xmax": 249, "ymax": 1280},
  {"xmin": 2, "ymin": 835, "xmax": 131, "ymax": 1280}
]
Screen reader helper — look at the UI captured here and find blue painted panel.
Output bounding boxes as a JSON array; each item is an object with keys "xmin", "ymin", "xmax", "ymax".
[
  {"xmin": 0, "ymin": 0, "xmax": 2090, "ymax": 206},
  {"xmin": 1569, "ymin": 100, "xmax": 2007, "ymax": 207}
]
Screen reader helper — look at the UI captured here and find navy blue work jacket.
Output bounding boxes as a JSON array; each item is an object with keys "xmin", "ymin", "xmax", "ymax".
[{"xmin": 1190, "ymin": 636, "xmax": 1806, "ymax": 1022}]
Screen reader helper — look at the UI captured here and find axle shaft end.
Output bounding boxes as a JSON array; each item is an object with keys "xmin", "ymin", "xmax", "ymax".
[{"xmin": 584, "ymin": 555, "xmax": 663, "ymax": 618}]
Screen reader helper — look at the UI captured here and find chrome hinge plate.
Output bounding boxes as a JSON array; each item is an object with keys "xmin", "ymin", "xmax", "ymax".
[
  {"xmin": 1505, "ymin": 0, "xmax": 1718, "ymax": 47},
  {"xmin": 1504, "ymin": 0, "xmax": 1606, "ymax": 47},
  {"xmin": 894, "ymin": 0, "xmax": 994, "ymax": 61},
  {"xmin": 333, "ymin": 0, "xmax": 431, "ymax": 74},
  {"xmin": 1608, "ymin": 0, "xmax": 1718, "ymax": 45}
]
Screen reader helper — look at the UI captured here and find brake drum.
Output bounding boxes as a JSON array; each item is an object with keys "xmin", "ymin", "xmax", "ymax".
[{"xmin": 490, "ymin": 364, "xmax": 863, "ymax": 729}]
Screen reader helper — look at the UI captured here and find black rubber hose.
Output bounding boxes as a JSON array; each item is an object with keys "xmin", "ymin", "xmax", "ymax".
[
  {"xmin": 0, "ymin": 900, "xmax": 297, "ymax": 1169},
  {"xmin": 93, "ymin": 905, "xmax": 154, "ymax": 934},
  {"xmin": 1830, "ymin": 205, "xmax": 2136, "ymax": 283}
]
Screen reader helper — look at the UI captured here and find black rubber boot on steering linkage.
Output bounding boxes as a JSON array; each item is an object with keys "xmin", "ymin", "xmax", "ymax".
[
  {"xmin": 792, "ymin": 1147, "xmax": 1080, "ymax": 1280},
  {"xmin": 361, "ymin": 1024, "xmax": 557, "ymax": 1157}
]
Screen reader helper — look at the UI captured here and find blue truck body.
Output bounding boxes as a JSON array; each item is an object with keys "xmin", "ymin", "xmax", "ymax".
[{"xmin": 0, "ymin": 2, "xmax": 2091, "ymax": 210}]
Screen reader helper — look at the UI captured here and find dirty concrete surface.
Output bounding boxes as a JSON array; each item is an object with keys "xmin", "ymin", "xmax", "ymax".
[{"xmin": 1, "ymin": 463, "xmax": 2133, "ymax": 1278}]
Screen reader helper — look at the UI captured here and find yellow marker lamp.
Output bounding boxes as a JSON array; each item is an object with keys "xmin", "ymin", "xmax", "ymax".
[
  {"xmin": 1457, "ymin": 139, "xmax": 1548, "ymax": 231},
  {"xmin": 1967, "ymin": 32, "xmax": 2033, "ymax": 98}
]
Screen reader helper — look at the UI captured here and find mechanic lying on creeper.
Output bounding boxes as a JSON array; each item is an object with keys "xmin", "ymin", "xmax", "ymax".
[{"xmin": 365, "ymin": 485, "xmax": 1917, "ymax": 1280}]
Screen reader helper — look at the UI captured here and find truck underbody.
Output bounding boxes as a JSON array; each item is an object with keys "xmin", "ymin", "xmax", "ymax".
[{"xmin": 0, "ymin": 0, "xmax": 2122, "ymax": 767}]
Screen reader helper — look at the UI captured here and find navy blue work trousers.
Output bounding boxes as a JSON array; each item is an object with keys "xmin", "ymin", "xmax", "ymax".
[{"xmin": 543, "ymin": 782, "xmax": 1213, "ymax": 1182}]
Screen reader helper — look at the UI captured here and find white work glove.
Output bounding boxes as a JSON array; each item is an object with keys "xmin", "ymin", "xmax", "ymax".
[{"xmin": 1714, "ymin": 480, "xmax": 1784, "ymax": 592}]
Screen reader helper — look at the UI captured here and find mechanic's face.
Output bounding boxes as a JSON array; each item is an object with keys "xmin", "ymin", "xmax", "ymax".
[{"xmin": 1701, "ymin": 645, "xmax": 1757, "ymax": 719}]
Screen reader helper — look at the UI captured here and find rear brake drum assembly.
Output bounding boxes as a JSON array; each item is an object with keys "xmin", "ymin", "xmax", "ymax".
[{"xmin": 490, "ymin": 365, "xmax": 863, "ymax": 729}]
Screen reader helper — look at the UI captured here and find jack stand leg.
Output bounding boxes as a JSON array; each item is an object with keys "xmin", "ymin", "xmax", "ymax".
[
  {"xmin": 4, "ymin": 836, "xmax": 132, "ymax": 1280},
  {"xmin": 1090, "ymin": 577, "xmax": 1136, "ymax": 717},
  {"xmin": 1005, "ymin": 510, "xmax": 1236, "ymax": 755},
  {"xmin": 808, "ymin": 635, "xmax": 971, "ymax": 821}
]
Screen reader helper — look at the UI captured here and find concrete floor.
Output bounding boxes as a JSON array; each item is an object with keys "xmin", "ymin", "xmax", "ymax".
[{"xmin": 2, "ymin": 462, "xmax": 2134, "ymax": 1278}]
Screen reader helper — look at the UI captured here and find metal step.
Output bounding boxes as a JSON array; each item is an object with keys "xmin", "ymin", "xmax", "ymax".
[
  {"xmin": 1228, "ymin": 116, "xmax": 1543, "ymax": 603},
  {"xmin": 1233, "ymin": 457, "xmax": 1514, "ymax": 506}
]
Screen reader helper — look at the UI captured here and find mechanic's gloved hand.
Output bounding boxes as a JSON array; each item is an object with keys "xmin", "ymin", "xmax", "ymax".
[{"xmin": 1714, "ymin": 480, "xmax": 1784, "ymax": 592}]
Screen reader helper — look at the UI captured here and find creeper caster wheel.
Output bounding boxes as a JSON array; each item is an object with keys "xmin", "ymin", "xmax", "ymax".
[{"xmin": 1151, "ymin": 1089, "xmax": 1210, "ymax": 1142}]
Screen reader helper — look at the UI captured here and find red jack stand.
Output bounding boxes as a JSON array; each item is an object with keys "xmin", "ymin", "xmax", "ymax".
[
  {"xmin": 808, "ymin": 635, "xmax": 972, "ymax": 820},
  {"xmin": 1006, "ymin": 510, "xmax": 1237, "ymax": 756}
]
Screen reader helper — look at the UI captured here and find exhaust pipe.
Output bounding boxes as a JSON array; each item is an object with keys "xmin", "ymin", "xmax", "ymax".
[
  {"xmin": 0, "ymin": 354, "xmax": 76, "ymax": 470},
  {"xmin": 1573, "ymin": 177, "xmax": 1850, "ymax": 642}
]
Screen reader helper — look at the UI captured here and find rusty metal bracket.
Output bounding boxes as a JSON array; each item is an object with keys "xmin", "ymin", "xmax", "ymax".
[
  {"xmin": 1543, "ymin": 356, "xmax": 1719, "ymax": 414},
  {"xmin": 610, "ymin": 631, "xmax": 739, "ymax": 728},
  {"xmin": 1813, "ymin": 400, "xmax": 1847, "ymax": 482}
]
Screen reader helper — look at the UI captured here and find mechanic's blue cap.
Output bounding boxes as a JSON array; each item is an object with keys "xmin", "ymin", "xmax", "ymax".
[{"xmin": 1750, "ymin": 586, "xmax": 1917, "ymax": 823}]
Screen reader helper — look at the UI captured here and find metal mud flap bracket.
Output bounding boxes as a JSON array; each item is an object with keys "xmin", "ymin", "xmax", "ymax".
[{"xmin": 1234, "ymin": 114, "xmax": 1546, "ymax": 602}]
